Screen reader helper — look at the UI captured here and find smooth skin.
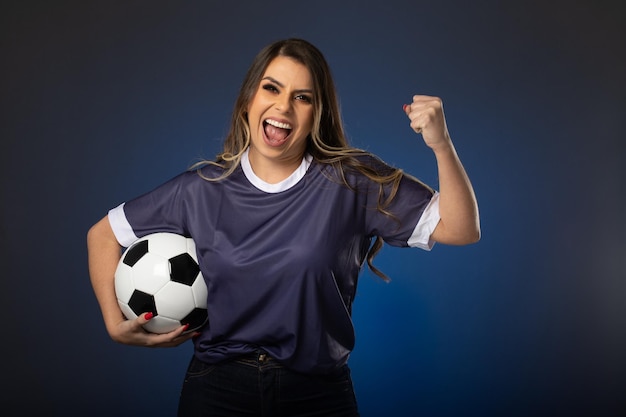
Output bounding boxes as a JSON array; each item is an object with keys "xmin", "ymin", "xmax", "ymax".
[
  {"xmin": 87, "ymin": 57, "xmax": 479, "ymax": 348},
  {"xmin": 246, "ymin": 56, "xmax": 315, "ymax": 183}
]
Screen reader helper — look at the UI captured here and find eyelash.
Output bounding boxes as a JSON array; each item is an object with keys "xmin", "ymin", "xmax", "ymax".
[
  {"xmin": 263, "ymin": 84, "xmax": 279, "ymax": 93},
  {"xmin": 295, "ymin": 94, "xmax": 312, "ymax": 103},
  {"xmin": 262, "ymin": 84, "xmax": 312, "ymax": 104}
]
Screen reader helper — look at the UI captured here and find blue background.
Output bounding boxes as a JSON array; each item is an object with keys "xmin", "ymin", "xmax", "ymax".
[{"xmin": 1, "ymin": 1, "xmax": 624, "ymax": 416}]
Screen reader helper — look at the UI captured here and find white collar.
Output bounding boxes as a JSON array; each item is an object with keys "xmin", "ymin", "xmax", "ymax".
[{"xmin": 241, "ymin": 148, "xmax": 312, "ymax": 193}]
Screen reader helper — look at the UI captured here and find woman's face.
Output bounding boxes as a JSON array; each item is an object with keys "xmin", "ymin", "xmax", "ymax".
[{"xmin": 246, "ymin": 56, "xmax": 315, "ymax": 175}]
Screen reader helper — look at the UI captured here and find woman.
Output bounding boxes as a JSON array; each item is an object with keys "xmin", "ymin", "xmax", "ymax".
[{"xmin": 87, "ymin": 38, "xmax": 480, "ymax": 416}]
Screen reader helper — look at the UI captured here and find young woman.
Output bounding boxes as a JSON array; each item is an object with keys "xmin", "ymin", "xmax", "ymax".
[{"xmin": 87, "ymin": 38, "xmax": 480, "ymax": 417}]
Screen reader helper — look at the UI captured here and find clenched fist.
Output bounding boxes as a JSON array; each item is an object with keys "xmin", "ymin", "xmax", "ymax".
[{"xmin": 403, "ymin": 95, "xmax": 452, "ymax": 151}]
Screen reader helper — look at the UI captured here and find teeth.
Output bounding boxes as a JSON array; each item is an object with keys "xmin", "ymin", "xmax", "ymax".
[{"xmin": 265, "ymin": 119, "xmax": 292, "ymax": 130}]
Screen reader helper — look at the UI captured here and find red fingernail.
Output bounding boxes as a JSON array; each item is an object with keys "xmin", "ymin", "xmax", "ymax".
[
  {"xmin": 144, "ymin": 312, "xmax": 154, "ymax": 320},
  {"xmin": 183, "ymin": 323, "xmax": 190, "ymax": 331},
  {"xmin": 403, "ymin": 104, "xmax": 409, "ymax": 112}
]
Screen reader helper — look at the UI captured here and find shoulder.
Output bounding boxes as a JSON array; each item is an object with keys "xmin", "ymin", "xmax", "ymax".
[
  {"xmin": 323, "ymin": 152, "xmax": 399, "ymax": 188},
  {"xmin": 189, "ymin": 160, "xmax": 228, "ymax": 178},
  {"xmin": 144, "ymin": 163, "xmax": 235, "ymax": 198},
  {"xmin": 312, "ymin": 151, "xmax": 393, "ymax": 174},
  {"xmin": 352, "ymin": 153, "xmax": 397, "ymax": 174},
  {"xmin": 315, "ymin": 151, "xmax": 434, "ymax": 196},
  {"xmin": 178, "ymin": 161, "xmax": 240, "ymax": 186}
]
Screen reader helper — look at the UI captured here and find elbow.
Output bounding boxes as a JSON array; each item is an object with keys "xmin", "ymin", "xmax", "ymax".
[
  {"xmin": 463, "ymin": 221, "xmax": 481, "ymax": 245},
  {"xmin": 460, "ymin": 216, "xmax": 481, "ymax": 245},
  {"xmin": 467, "ymin": 227, "xmax": 481, "ymax": 244}
]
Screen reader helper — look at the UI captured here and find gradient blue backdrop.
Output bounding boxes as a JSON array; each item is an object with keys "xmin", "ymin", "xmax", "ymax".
[{"xmin": 1, "ymin": 1, "xmax": 624, "ymax": 416}]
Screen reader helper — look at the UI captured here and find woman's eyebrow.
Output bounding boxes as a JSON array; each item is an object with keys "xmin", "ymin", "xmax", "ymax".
[{"xmin": 262, "ymin": 76, "xmax": 313, "ymax": 94}]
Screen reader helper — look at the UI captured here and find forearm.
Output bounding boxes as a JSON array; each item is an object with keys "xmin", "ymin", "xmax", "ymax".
[
  {"xmin": 402, "ymin": 95, "xmax": 480, "ymax": 245},
  {"xmin": 431, "ymin": 140, "xmax": 480, "ymax": 245},
  {"xmin": 87, "ymin": 216, "xmax": 126, "ymax": 336}
]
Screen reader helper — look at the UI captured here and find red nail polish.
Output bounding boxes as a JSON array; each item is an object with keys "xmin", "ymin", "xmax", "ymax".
[
  {"xmin": 403, "ymin": 104, "xmax": 409, "ymax": 112},
  {"xmin": 144, "ymin": 312, "xmax": 154, "ymax": 320},
  {"xmin": 183, "ymin": 323, "xmax": 190, "ymax": 331}
]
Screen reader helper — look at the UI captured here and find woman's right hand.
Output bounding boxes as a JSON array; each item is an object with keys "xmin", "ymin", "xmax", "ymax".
[{"xmin": 109, "ymin": 312, "xmax": 198, "ymax": 348}]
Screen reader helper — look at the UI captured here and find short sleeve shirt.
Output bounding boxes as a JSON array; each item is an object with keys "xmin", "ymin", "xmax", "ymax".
[{"xmin": 109, "ymin": 151, "xmax": 439, "ymax": 374}]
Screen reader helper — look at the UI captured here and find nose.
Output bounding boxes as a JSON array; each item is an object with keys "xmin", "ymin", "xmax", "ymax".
[{"xmin": 275, "ymin": 93, "xmax": 292, "ymax": 113}]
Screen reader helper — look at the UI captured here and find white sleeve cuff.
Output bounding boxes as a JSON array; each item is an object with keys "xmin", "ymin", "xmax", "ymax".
[
  {"xmin": 108, "ymin": 203, "xmax": 139, "ymax": 248},
  {"xmin": 407, "ymin": 192, "xmax": 440, "ymax": 251}
]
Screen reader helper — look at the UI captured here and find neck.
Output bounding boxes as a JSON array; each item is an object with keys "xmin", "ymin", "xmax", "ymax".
[{"xmin": 246, "ymin": 148, "xmax": 304, "ymax": 184}]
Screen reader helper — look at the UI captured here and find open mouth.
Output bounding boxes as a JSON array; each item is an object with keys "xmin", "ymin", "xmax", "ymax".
[{"xmin": 263, "ymin": 118, "xmax": 292, "ymax": 146}]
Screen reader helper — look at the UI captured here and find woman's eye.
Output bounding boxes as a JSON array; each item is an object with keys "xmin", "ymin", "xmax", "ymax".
[
  {"xmin": 295, "ymin": 94, "xmax": 312, "ymax": 103},
  {"xmin": 262, "ymin": 84, "xmax": 279, "ymax": 93}
]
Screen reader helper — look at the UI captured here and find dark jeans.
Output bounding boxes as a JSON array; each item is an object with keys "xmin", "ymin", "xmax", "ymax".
[{"xmin": 177, "ymin": 351, "xmax": 360, "ymax": 417}]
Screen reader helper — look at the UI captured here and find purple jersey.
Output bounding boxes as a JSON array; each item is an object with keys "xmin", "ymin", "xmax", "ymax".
[{"xmin": 109, "ymin": 150, "xmax": 439, "ymax": 374}]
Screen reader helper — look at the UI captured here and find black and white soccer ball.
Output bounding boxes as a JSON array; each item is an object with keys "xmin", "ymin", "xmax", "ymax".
[{"xmin": 114, "ymin": 232, "xmax": 208, "ymax": 334}]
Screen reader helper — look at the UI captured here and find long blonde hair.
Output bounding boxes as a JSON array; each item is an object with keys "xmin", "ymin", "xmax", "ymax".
[{"xmin": 194, "ymin": 38, "xmax": 429, "ymax": 280}]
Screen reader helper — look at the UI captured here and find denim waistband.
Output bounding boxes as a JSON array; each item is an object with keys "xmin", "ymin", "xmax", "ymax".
[{"xmin": 234, "ymin": 350, "xmax": 283, "ymax": 369}]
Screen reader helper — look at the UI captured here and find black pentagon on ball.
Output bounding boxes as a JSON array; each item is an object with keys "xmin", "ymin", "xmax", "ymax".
[
  {"xmin": 128, "ymin": 289, "xmax": 156, "ymax": 316},
  {"xmin": 169, "ymin": 253, "xmax": 200, "ymax": 285},
  {"xmin": 123, "ymin": 240, "xmax": 149, "ymax": 267},
  {"xmin": 183, "ymin": 307, "xmax": 208, "ymax": 330}
]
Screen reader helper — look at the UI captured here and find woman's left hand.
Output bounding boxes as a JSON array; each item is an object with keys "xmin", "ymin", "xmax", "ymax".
[
  {"xmin": 403, "ymin": 95, "xmax": 451, "ymax": 152},
  {"xmin": 404, "ymin": 95, "xmax": 481, "ymax": 245}
]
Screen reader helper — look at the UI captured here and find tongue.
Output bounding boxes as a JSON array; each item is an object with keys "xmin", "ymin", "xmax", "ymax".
[{"xmin": 264, "ymin": 123, "xmax": 290, "ymax": 144}]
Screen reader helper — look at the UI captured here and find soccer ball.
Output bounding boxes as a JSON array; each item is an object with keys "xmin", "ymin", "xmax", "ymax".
[{"xmin": 114, "ymin": 232, "xmax": 208, "ymax": 334}]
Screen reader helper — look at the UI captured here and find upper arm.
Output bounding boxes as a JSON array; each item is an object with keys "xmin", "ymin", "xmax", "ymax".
[{"xmin": 429, "ymin": 217, "xmax": 480, "ymax": 245}]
